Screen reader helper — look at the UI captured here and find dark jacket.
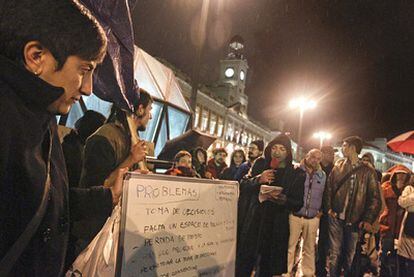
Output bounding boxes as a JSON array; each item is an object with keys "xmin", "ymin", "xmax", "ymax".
[
  {"xmin": 80, "ymin": 121, "xmax": 131, "ymax": 188},
  {"xmin": 236, "ymin": 135, "xmax": 305, "ymax": 276},
  {"xmin": 74, "ymin": 121, "xmax": 133, "ymax": 259},
  {"xmin": 62, "ymin": 130, "xmax": 84, "ymax": 187},
  {"xmin": 234, "ymin": 160, "xmax": 253, "ymax": 181},
  {"xmin": 0, "ymin": 55, "xmax": 113, "ymax": 276},
  {"xmin": 220, "ymin": 165, "xmax": 241, "ymax": 181},
  {"xmin": 323, "ymin": 158, "xmax": 381, "ymax": 225}
]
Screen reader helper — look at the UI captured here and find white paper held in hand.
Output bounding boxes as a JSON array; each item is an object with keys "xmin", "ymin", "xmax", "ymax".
[{"xmin": 258, "ymin": 185, "xmax": 283, "ymax": 203}]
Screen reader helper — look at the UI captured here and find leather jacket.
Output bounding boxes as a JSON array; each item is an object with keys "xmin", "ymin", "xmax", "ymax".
[{"xmin": 323, "ymin": 158, "xmax": 381, "ymax": 225}]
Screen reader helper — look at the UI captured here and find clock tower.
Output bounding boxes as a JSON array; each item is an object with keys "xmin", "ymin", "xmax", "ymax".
[{"xmin": 212, "ymin": 35, "xmax": 249, "ymax": 116}]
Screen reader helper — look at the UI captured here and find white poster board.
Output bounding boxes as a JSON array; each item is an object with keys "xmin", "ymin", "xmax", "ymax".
[{"xmin": 116, "ymin": 173, "xmax": 239, "ymax": 277}]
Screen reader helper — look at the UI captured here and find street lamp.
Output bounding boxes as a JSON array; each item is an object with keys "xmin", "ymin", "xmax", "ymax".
[
  {"xmin": 289, "ymin": 97, "xmax": 317, "ymax": 148},
  {"xmin": 313, "ymin": 131, "xmax": 332, "ymax": 148}
]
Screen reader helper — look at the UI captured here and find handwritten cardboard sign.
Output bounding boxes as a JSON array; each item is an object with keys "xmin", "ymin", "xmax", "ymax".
[{"xmin": 116, "ymin": 174, "xmax": 238, "ymax": 277}]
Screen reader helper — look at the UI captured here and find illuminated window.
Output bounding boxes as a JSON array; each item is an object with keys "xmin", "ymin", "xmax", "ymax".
[
  {"xmin": 234, "ymin": 125, "xmax": 240, "ymax": 143},
  {"xmin": 241, "ymin": 132, "xmax": 248, "ymax": 145},
  {"xmin": 194, "ymin": 105, "xmax": 201, "ymax": 128},
  {"xmin": 217, "ymin": 117, "xmax": 224, "ymax": 137},
  {"xmin": 168, "ymin": 106, "xmax": 189, "ymax": 140},
  {"xmin": 226, "ymin": 122, "xmax": 234, "ymax": 141},
  {"xmin": 201, "ymin": 108, "xmax": 209, "ymax": 132},
  {"xmin": 209, "ymin": 113, "xmax": 217, "ymax": 135}
]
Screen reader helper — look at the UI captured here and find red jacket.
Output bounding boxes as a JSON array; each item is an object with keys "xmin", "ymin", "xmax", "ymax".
[
  {"xmin": 379, "ymin": 165, "xmax": 411, "ymax": 238},
  {"xmin": 206, "ymin": 159, "xmax": 227, "ymax": 179},
  {"xmin": 165, "ymin": 166, "xmax": 197, "ymax": 177}
]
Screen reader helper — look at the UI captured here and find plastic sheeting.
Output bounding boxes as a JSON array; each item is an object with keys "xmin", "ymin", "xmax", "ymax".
[
  {"xmin": 134, "ymin": 46, "xmax": 190, "ymax": 113},
  {"xmin": 80, "ymin": 0, "xmax": 138, "ymax": 112}
]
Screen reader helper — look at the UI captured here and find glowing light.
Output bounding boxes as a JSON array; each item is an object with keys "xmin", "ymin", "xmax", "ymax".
[
  {"xmin": 313, "ymin": 131, "xmax": 332, "ymax": 148},
  {"xmin": 225, "ymin": 67, "xmax": 235, "ymax": 78},
  {"xmin": 289, "ymin": 97, "xmax": 317, "ymax": 111}
]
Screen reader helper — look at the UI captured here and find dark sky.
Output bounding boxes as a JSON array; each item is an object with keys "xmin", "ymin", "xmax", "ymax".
[{"xmin": 132, "ymin": 0, "xmax": 414, "ymax": 147}]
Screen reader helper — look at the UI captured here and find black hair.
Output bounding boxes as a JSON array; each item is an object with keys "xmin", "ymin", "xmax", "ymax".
[
  {"xmin": 107, "ymin": 87, "xmax": 153, "ymax": 127},
  {"xmin": 0, "ymin": 0, "xmax": 107, "ymax": 69},
  {"xmin": 75, "ymin": 110, "xmax": 106, "ymax": 142},
  {"xmin": 192, "ymin": 147, "xmax": 207, "ymax": 165},
  {"xmin": 343, "ymin": 136, "xmax": 363, "ymax": 154},
  {"xmin": 212, "ymin": 147, "xmax": 228, "ymax": 156},
  {"xmin": 230, "ymin": 149, "xmax": 246, "ymax": 167},
  {"xmin": 250, "ymin": 140, "xmax": 264, "ymax": 152},
  {"xmin": 174, "ymin": 151, "xmax": 192, "ymax": 163},
  {"xmin": 134, "ymin": 88, "xmax": 153, "ymax": 118}
]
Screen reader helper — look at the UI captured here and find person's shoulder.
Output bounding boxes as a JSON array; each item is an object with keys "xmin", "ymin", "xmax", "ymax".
[
  {"xmin": 316, "ymin": 168, "xmax": 326, "ymax": 179},
  {"xmin": 94, "ymin": 123, "xmax": 122, "ymax": 136},
  {"xmin": 253, "ymin": 157, "xmax": 265, "ymax": 166},
  {"xmin": 62, "ymin": 131, "xmax": 80, "ymax": 144},
  {"xmin": 239, "ymin": 161, "xmax": 250, "ymax": 169},
  {"xmin": 87, "ymin": 123, "xmax": 126, "ymax": 144},
  {"xmin": 292, "ymin": 165, "xmax": 306, "ymax": 176}
]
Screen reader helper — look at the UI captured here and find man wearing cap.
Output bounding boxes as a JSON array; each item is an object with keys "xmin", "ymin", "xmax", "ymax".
[
  {"xmin": 234, "ymin": 140, "xmax": 264, "ymax": 181},
  {"xmin": 324, "ymin": 136, "xmax": 382, "ymax": 276}
]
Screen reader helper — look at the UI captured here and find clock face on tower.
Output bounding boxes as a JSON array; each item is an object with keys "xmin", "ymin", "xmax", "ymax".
[
  {"xmin": 225, "ymin": 67, "xmax": 235, "ymax": 78},
  {"xmin": 240, "ymin": 70, "xmax": 245, "ymax": 81}
]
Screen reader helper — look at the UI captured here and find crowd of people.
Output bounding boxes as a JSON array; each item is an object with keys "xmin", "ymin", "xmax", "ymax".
[
  {"xmin": 160, "ymin": 135, "xmax": 414, "ymax": 277},
  {"xmin": 1, "ymin": 1, "xmax": 414, "ymax": 277}
]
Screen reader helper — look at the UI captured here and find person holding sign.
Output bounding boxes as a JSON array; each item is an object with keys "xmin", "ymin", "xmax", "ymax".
[
  {"xmin": 73, "ymin": 89, "xmax": 152, "ymax": 257},
  {"xmin": 236, "ymin": 134, "xmax": 306, "ymax": 277}
]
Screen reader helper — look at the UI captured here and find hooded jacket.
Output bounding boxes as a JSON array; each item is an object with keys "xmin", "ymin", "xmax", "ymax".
[
  {"xmin": 323, "ymin": 158, "xmax": 381, "ymax": 225},
  {"xmin": 379, "ymin": 165, "xmax": 412, "ymax": 239},
  {"xmin": 236, "ymin": 134, "xmax": 305, "ymax": 276}
]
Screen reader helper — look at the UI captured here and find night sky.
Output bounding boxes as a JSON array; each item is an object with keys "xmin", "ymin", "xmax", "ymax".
[{"xmin": 132, "ymin": 0, "xmax": 414, "ymax": 147}]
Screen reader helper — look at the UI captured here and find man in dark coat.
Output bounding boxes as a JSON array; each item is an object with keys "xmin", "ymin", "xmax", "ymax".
[
  {"xmin": 79, "ymin": 89, "xmax": 151, "ymax": 188},
  {"xmin": 324, "ymin": 136, "xmax": 381, "ymax": 276},
  {"xmin": 62, "ymin": 110, "xmax": 106, "ymax": 187},
  {"xmin": 0, "ymin": 1, "xmax": 127, "ymax": 276},
  {"xmin": 316, "ymin": 145, "xmax": 335, "ymax": 277},
  {"xmin": 236, "ymin": 134, "xmax": 306, "ymax": 277}
]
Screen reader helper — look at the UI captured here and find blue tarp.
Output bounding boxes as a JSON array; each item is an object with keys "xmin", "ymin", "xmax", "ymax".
[{"xmin": 81, "ymin": 0, "xmax": 138, "ymax": 112}]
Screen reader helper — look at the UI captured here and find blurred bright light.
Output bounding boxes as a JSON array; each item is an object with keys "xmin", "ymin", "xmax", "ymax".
[
  {"xmin": 289, "ymin": 96, "xmax": 317, "ymax": 111},
  {"xmin": 313, "ymin": 131, "xmax": 332, "ymax": 140}
]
